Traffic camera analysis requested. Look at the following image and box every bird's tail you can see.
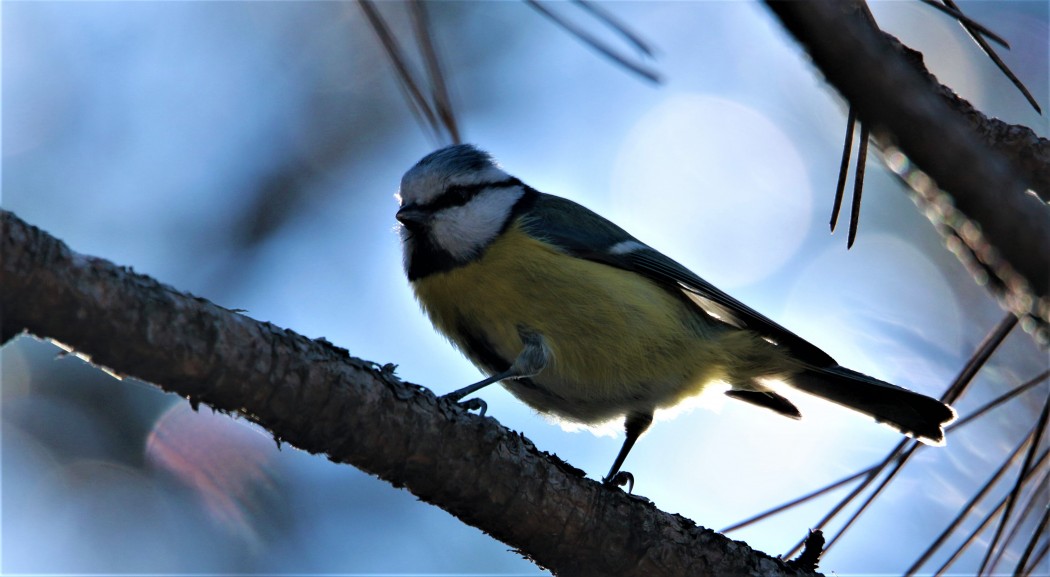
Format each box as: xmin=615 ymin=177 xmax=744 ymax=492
xmin=789 ymin=365 xmax=956 ymax=445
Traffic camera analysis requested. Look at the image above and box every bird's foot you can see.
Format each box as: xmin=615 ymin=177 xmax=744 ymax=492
xmin=602 ymin=471 xmax=635 ymax=494
xmin=442 ymin=392 xmax=488 ymax=417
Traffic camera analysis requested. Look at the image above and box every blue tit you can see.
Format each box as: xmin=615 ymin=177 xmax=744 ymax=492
xmin=395 ymin=144 xmax=955 ymax=487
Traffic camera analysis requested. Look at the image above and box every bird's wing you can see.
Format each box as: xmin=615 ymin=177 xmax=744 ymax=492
xmin=523 ymin=193 xmax=837 ymax=367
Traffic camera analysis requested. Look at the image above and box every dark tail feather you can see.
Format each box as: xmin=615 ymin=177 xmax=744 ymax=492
xmin=789 ymin=365 xmax=956 ymax=445
xmin=726 ymin=389 xmax=802 ymax=419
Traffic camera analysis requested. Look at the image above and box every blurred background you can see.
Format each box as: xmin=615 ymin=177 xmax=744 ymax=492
xmin=3 ymin=1 xmax=1047 ymax=574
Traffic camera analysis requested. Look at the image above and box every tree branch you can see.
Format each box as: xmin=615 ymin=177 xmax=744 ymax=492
xmin=765 ymin=0 xmax=1050 ymax=338
xmin=0 ymin=208 xmax=817 ymax=576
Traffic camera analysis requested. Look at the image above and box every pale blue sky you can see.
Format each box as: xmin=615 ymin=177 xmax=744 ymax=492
xmin=3 ymin=2 xmax=1047 ymax=574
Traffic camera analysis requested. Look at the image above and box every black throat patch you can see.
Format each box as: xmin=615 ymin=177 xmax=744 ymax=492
xmin=404 ymin=186 xmax=539 ymax=281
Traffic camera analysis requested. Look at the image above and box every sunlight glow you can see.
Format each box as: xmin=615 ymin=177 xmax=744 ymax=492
xmin=611 ymin=94 xmax=814 ymax=288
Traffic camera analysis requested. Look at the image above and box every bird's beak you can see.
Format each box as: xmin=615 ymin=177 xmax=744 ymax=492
xmin=395 ymin=206 xmax=429 ymax=228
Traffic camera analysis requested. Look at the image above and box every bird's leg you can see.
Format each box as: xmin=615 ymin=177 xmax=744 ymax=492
xmin=444 ymin=326 xmax=550 ymax=416
xmin=603 ymin=411 xmax=654 ymax=492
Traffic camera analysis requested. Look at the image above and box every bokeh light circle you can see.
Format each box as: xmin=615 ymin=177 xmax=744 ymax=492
xmin=611 ymin=94 xmax=814 ymax=288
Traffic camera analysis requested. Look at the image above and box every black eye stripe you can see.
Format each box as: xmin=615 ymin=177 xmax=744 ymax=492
xmin=421 ymin=177 xmax=523 ymax=212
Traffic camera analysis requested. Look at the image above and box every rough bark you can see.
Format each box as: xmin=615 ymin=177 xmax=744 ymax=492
xmin=1 ymin=209 xmax=817 ymax=577
xmin=765 ymin=0 xmax=1050 ymax=340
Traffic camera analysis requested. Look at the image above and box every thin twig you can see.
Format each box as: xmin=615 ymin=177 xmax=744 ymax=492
xmin=766 ymin=0 xmax=1050 ymax=339
xmin=1015 ymin=511 xmax=1049 ymax=577
xmin=822 ymin=316 xmax=1023 ymax=555
xmin=781 ymin=437 xmax=912 ymax=559
xmin=846 ymin=122 xmax=870 ymax=249
xmin=904 ymin=428 xmax=1034 ymax=575
xmin=994 ymin=469 xmax=1050 ymax=574
xmin=359 ymin=0 xmax=442 ymax=142
xmin=721 ymin=467 xmax=872 ymax=533
xmin=409 ymin=0 xmax=461 ymax=144
xmin=933 ymin=456 xmax=1049 ymax=575
xmin=946 ymin=371 xmax=1049 ymax=432
xmin=935 ymin=0 xmax=1041 ymax=113
xmin=923 ymin=379 xmax=1050 ymax=571
xmin=977 ymin=399 xmax=1050 ymax=575
xmin=943 ymin=314 xmax=1018 ymax=405
xmin=573 ymin=0 xmax=656 ymax=57
xmin=782 ymin=314 xmax=1018 ymax=559
xmin=730 ymin=371 xmax=1047 ymax=539
xmin=820 ymin=441 xmax=923 ymax=555
xmin=916 ymin=0 xmax=1010 ymax=47
xmin=525 ymin=0 xmax=661 ymax=83
xmin=830 ymin=106 xmax=857 ymax=233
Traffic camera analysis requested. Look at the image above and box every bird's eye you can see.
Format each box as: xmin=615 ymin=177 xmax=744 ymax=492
xmin=448 ymin=185 xmax=473 ymax=205
xmin=424 ymin=184 xmax=476 ymax=212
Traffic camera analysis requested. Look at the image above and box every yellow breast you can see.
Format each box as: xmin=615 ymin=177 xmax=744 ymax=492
xmin=412 ymin=222 xmax=738 ymax=424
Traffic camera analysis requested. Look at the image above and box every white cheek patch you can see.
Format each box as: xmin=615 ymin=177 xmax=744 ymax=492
xmin=430 ymin=187 xmax=524 ymax=260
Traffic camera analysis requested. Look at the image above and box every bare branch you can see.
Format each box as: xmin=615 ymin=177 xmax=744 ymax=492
xmin=0 ymin=209 xmax=817 ymax=577
xmin=764 ymin=0 xmax=1050 ymax=341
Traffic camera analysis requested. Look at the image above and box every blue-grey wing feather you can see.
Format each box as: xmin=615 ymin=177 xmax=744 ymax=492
xmin=522 ymin=193 xmax=837 ymax=367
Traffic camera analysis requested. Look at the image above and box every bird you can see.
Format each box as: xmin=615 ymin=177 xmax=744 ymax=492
xmin=395 ymin=143 xmax=955 ymax=488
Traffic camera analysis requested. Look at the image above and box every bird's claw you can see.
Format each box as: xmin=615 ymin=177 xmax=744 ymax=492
xmin=603 ymin=471 xmax=635 ymax=493
xmin=444 ymin=395 xmax=487 ymax=417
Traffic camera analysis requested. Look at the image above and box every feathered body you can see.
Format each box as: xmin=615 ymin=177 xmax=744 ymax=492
xmin=413 ymin=217 xmax=803 ymax=425
xmin=396 ymin=144 xmax=954 ymax=481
